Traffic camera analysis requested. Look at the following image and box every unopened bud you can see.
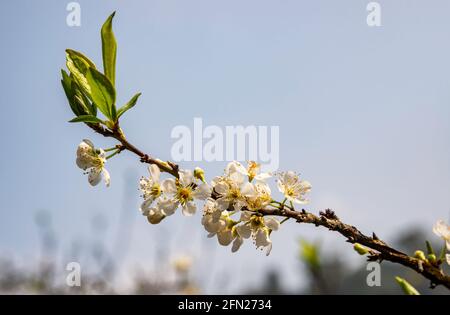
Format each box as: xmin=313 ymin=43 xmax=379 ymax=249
xmin=427 ymin=254 xmax=437 ymax=264
xmin=395 ymin=276 xmax=420 ymax=295
xmin=414 ymin=250 xmax=427 ymax=261
xmin=194 ymin=167 xmax=206 ymax=183
xmin=353 ymin=243 xmax=369 ymax=255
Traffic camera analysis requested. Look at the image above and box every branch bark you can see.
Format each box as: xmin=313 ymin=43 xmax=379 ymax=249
xmin=88 ymin=123 xmax=450 ymax=290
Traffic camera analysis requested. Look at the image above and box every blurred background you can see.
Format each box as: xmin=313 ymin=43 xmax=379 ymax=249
xmin=0 ymin=0 xmax=450 ymax=294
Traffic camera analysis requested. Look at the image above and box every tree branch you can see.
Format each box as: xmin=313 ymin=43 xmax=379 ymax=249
xmin=87 ymin=122 xmax=450 ymax=290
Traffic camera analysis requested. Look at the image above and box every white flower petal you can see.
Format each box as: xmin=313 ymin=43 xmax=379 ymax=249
xmin=433 ymin=220 xmax=450 ymax=240
xmin=182 ymin=201 xmax=197 ymax=216
xmin=162 ymin=179 xmax=177 ymax=194
xmin=217 ymin=229 xmax=234 ymax=246
xmin=88 ymin=168 xmax=102 ymax=186
xmin=254 ymin=172 xmax=272 ymax=181
xmin=254 ymin=228 xmax=271 ymax=248
xmin=264 ymin=217 xmax=280 ymax=231
xmin=193 ymin=183 xmax=212 ymax=200
xmin=179 ymin=169 xmax=194 ymax=187
xmin=102 ymin=168 xmax=111 ymax=187
xmin=232 ymin=236 xmax=244 ymax=253
xmin=149 ymin=164 xmax=161 ymax=182
xmin=214 ymin=182 xmax=229 ymax=195
xmin=158 ymin=198 xmax=178 ymax=216
xmin=236 ymin=224 xmax=252 ymax=239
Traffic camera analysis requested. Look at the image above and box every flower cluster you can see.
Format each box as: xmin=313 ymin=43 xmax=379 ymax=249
xmin=139 ymin=165 xmax=211 ymax=224
xmin=201 ymin=161 xmax=310 ymax=255
xmin=433 ymin=220 xmax=450 ymax=265
xmin=75 ymin=141 xmax=312 ymax=256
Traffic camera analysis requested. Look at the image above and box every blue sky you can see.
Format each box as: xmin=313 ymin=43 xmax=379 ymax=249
xmin=0 ymin=0 xmax=450 ymax=292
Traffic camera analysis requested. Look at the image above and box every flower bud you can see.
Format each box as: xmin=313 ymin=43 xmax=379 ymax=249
xmin=414 ymin=250 xmax=427 ymax=261
xmin=353 ymin=243 xmax=369 ymax=255
xmin=427 ymin=254 xmax=437 ymax=264
xmin=194 ymin=167 xmax=206 ymax=183
xmin=395 ymin=276 xmax=420 ymax=295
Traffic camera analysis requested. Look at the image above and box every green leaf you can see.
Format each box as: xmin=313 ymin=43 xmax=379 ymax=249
xmin=86 ymin=67 xmax=116 ymax=119
xmin=439 ymin=240 xmax=447 ymax=261
xmin=61 ymin=69 xmax=83 ymax=116
xmin=69 ymin=115 xmax=104 ymax=124
xmin=395 ymin=277 xmax=420 ymax=295
xmin=425 ymin=240 xmax=435 ymax=256
xmin=70 ymin=78 xmax=96 ymax=116
xmin=66 ymin=49 xmax=96 ymax=97
xmin=101 ymin=12 xmax=117 ymax=86
xmin=117 ymin=92 xmax=141 ymax=119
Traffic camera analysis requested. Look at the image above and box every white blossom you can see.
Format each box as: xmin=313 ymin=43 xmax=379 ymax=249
xmin=161 ymin=169 xmax=211 ymax=216
xmin=433 ymin=220 xmax=450 ymax=251
xmin=139 ymin=164 xmax=162 ymax=205
xmin=242 ymin=182 xmax=272 ymax=211
xmin=277 ymin=171 xmax=311 ymax=204
xmin=76 ymin=139 xmax=110 ymax=187
xmin=201 ymin=199 xmax=227 ymax=233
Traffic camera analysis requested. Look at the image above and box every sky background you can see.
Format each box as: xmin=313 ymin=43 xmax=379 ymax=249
xmin=1 ymin=0 xmax=450 ymax=293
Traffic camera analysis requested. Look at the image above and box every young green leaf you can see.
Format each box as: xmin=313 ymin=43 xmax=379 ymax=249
xmin=66 ymin=49 xmax=96 ymax=97
xmin=70 ymin=78 xmax=96 ymax=116
xmin=86 ymin=67 xmax=116 ymax=119
xmin=101 ymin=12 xmax=117 ymax=86
xmin=69 ymin=115 xmax=104 ymax=124
xmin=426 ymin=240 xmax=435 ymax=256
xmin=61 ymin=69 xmax=83 ymax=116
xmin=117 ymin=92 xmax=141 ymax=119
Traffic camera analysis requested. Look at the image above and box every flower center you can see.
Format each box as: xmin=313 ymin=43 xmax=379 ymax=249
xmin=177 ymin=186 xmax=193 ymax=205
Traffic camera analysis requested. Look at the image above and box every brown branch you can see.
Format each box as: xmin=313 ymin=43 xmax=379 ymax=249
xmin=87 ymin=122 xmax=450 ymax=290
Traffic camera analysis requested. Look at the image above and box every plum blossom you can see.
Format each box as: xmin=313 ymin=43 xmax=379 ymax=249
xmin=242 ymin=182 xmax=272 ymax=211
xmin=235 ymin=211 xmax=280 ymax=256
xmin=433 ymin=220 xmax=450 ymax=265
xmin=76 ymin=139 xmax=110 ymax=187
xmin=277 ymin=171 xmax=311 ymax=204
xmin=162 ymin=169 xmax=211 ymax=216
xmin=140 ymin=164 xmax=162 ymax=204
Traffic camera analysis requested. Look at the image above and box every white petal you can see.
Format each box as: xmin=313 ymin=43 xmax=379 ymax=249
xmin=158 ymin=198 xmax=178 ymax=216
xmin=229 ymin=171 xmax=245 ymax=185
xmin=241 ymin=182 xmax=256 ymax=197
xmin=182 ymin=201 xmax=197 ymax=216
xmin=217 ymin=229 xmax=233 ymax=246
xmin=236 ymin=224 xmax=252 ymax=239
xmin=179 ymin=169 xmax=194 ymax=186
xmin=264 ymin=217 xmax=280 ymax=231
xmin=226 ymin=161 xmax=248 ymax=176
xmin=193 ymin=183 xmax=212 ymax=200
xmin=88 ymin=168 xmax=102 ymax=186
xmin=446 ymin=254 xmax=450 ymax=266
xmin=231 ymin=237 xmax=244 ymax=253
xmin=102 ymin=168 xmax=111 ymax=187
xmin=254 ymin=172 xmax=272 ymax=181
xmin=76 ymin=157 xmax=89 ymax=170
xmin=216 ymin=197 xmax=230 ymax=211
xmin=82 ymin=139 xmax=95 ymax=148
xmin=214 ymin=182 xmax=229 ymax=195
xmin=148 ymin=164 xmax=160 ymax=182
xmin=240 ymin=211 xmax=252 ymax=222
xmin=265 ymin=243 xmax=273 ymax=256
xmin=162 ymin=179 xmax=177 ymax=194
xmin=433 ymin=220 xmax=450 ymax=239
xmin=254 ymin=228 xmax=271 ymax=248
xmin=140 ymin=199 xmax=154 ymax=215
